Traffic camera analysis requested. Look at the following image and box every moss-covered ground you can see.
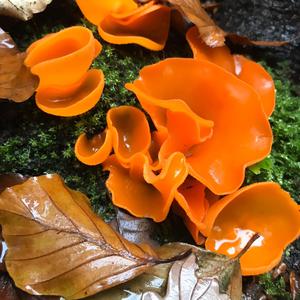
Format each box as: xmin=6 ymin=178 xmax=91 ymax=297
xmin=0 ymin=1 xmax=299 ymax=297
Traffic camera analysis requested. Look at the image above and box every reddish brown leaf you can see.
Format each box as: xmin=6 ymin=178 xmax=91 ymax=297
xmin=166 ymin=0 xmax=226 ymax=47
xmin=0 ymin=173 xmax=28 ymax=194
xmin=0 ymin=174 xmax=161 ymax=299
xmin=0 ymin=28 xmax=38 ymax=102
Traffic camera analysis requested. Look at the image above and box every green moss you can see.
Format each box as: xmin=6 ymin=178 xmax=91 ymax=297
xmin=259 ymin=273 xmax=291 ymax=299
xmin=245 ymin=68 xmax=300 ymax=202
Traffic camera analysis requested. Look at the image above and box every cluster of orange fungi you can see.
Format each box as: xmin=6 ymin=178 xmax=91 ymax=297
xmin=24 ymin=0 xmax=300 ymax=277
xmin=25 ymin=26 xmax=104 ymax=116
xmin=76 ymin=0 xmax=171 ymax=51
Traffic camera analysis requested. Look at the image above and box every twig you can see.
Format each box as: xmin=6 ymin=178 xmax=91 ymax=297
xmin=235 ymin=233 xmax=260 ymax=260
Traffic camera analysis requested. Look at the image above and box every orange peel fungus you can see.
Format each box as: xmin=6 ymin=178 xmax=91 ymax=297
xmin=76 ymin=0 xmax=171 ymax=51
xmin=126 ymin=58 xmax=273 ymax=195
xmin=25 ymin=26 xmax=104 ymax=116
xmin=73 ymin=48 xmax=299 ymax=276
xmin=75 ymin=106 xmax=151 ymax=165
xmin=186 ymin=26 xmax=275 ymax=117
xmin=203 ymin=182 xmax=300 ymax=275
xmin=75 ymin=105 xmax=189 ymax=222
xmin=103 ymin=152 xmax=188 ymax=222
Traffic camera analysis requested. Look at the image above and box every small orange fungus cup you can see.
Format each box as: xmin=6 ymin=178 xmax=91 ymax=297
xmin=107 ymin=106 xmax=151 ymax=165
xmin=126 ymin=58 xmax=273 ymax=195
xmin=186 ymin=26 xmax=275 ymax=117
xmin=25 ymin=26 xmax=104 ymax=116
xmin=75 ymin=129 xmax=113 ymax=166
xmin=76 ymin=0 xmax=171 ymax=50
xmin=75 ymin=106 xmax=152 ymax=166
xmin=203 ymin=182 xmax=300 ymax=275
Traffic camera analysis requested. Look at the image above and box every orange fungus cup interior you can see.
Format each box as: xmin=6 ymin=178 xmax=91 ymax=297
xmin=107 ymin=106 xmax=152 ymax=164
xmin=204 ymin=182 xmax=300 ymax=275
xmin=126 ymin=58 xmax=273 ymax=195
xmin=75 ymin=129 xmax=113 ymax=166
xmin=75 ymin=106 xmax=152 ymax=166
xmin=186 ymin=26 xmax=275 ymax=117
xmin=25 ymin=26 xmax=104 ymax=116
xmin=76 ymin=0 xmax=171 ymax=50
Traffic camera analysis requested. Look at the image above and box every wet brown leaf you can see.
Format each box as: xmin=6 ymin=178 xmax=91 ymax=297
xmin=166 ymin=0 xmax=226 ymax=47
xmin=142 ymin=243 xmax=241 ymax=300
xmin=86 ymin=243 xmax=242 ymax=300
xmin=0 ymin=173 xmax=28 ymax=193
xmin=0 ymin=0 xmax=53 ymax=21
xmin=143 ymin=254 xmax=232 ymax=299
xmin=0 ymin=174 xmax=161 ymax=299
xmin=0 ymin=27 xmax=38 ymax=102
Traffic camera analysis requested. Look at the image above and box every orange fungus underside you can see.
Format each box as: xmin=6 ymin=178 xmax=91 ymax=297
xmin=76 ymin=0 xmax=171 ymax=50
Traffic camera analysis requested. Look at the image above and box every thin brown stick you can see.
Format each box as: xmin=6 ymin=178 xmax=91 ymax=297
xmin=235 ymin=233 xmax=260 ymax=259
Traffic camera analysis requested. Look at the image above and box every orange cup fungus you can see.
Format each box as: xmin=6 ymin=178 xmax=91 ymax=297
xmin=103 ymin=152 xmax=188 ymax=222
xmin=75 ymin=105 xmax=189 ymax=222
xmin=76 ymin=0 xmax=171 ymax=51
xmin=74 ymin=44 xmax=299 ymax=276
xmin=203 ymin=182 xmax=300 ymax=275
xmin=75 ymin=106 xmax=151 ymax=165
xmin=186 ymin=26 xmax=275 ymax=117
xmin=25 ymin=26 xmax=104 ymax=116
xmin=126 ymin=58 xmax=273 ymax=195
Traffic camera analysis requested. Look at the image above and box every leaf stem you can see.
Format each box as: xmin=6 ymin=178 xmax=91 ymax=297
xmin=155 ymin=248 xmax=193 ymax=264
xmin=235 ymin=233 xmax=260 ymax=259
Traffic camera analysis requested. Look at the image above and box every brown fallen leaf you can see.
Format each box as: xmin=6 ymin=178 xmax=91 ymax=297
xmin=142 ymin=243 xmax=242 ymax=300
xmin=0 ymin=173 xmax=28 ymax=193
xmin=166 ymin=0 xmax=226 ymax=47
xmin=0 ymin=0 xmax=53 ymax=21
xmin=0 ymin=174 xmax=164 ymax=299
xmin=86 ymin=243 xmax=242 ymax=300
xmin=0 ymin=222 xmax=57 ymax=300
xmin=0 ymin=273 xmax=60 ymax=300
xmin=0 ymin=27 xmax=38 ymax=102
xmin=142 ymin=254 xmax=234 ymax=299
